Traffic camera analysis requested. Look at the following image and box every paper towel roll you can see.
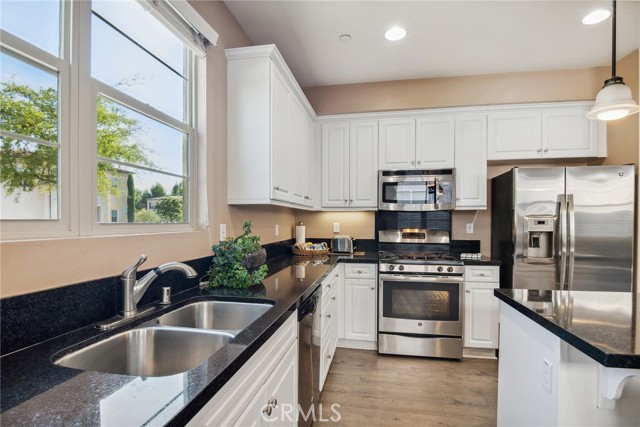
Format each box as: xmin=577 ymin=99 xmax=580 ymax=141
xmin=295 ymin=223 xmax=305 ymax=245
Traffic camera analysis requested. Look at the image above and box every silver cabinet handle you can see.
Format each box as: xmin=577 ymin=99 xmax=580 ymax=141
xmin=349 ymin=199 xmax=353 ymax=203
xmin=326 ymin=314 xmax=332 ymax=318
xmin=263 ymin=405 xmax=272 ymax=416
xmin=326 ymin=283 xmax=331 ymax=288
xmin=536 ymin=148 xmax=542 ymax=153
xmin=410 ymin=160 xmax=415 ymax=165
xmin=327 ymin=354 xmax=332 ymax=359
xmin=344 ymin=199 xmax=348 ymax=203
xmin=370 ymin=286 xmax=375 ymax=290
xmin=417 ymin=160 xmax=422 ymax=165
xmin=456 ymin=197 xmax=461 ymax=201
xmin=466 ymin=289 xmax=471 ymax=293
xmin=357 ymin=270 xmax=363 ymax=273
xmin=304 ymin=195 xmax=310 ymax=199
xmin=331 ymin=296 xmax=336 ymax=300
xmin=543 ymin=148 xmax=549 ymax=152
xmin=268 ymin=398 xmax=278 ymax=407
xmin=274 ymin=186 xmax=280 ymax=190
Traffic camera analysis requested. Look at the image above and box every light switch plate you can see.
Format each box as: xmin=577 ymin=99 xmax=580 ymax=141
xmin=466 ymin=223 xmax=474 ymax=234
xmin=219 ymin=224 xmax=227 ymax=241
xmin=333 ymin=222 xmax=340 ymax=233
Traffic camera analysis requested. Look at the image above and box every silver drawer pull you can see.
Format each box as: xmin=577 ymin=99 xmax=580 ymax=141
xmin=263 ymin=405 xmax=272 ymax=416
xmin=331 ymin=296 xmax=336 ymax=300
xmin=326 ymin=314 xmax=332 ymax=319
xmin=466 ymin=289 xmax=471 ymax=293
xmin=371 ymin=286 xmax=375 ymax=290
xmin=327 ymin=354 xmax=332 ymax=359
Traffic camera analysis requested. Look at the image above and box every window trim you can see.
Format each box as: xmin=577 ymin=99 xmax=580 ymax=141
xmin=1 ymin=0 xmax=207 ymax=241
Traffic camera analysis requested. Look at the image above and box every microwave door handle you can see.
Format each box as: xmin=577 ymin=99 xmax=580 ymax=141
xmin=557 ymin=194 xmax=568 ymax=291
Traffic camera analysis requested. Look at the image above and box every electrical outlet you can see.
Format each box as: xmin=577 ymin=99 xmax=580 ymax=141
xmin=466 ymin=223 xmax=474 ymax=234
xmin=275 ymin=224 xmax=279 ymax=237
xmin=333 ymin=222 xmax=340 ymax=233
xmin=542 ymin=359 xmax=552 ymax=393
xmin=219 ymin=224 xmax=227 ymax=241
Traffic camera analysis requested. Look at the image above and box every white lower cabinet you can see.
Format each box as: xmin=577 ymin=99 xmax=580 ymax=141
xmin=187 ymin=314 xmax=298 ymax=427
xmin=342 ymin=264 xmax=377 ymax=343
xmin=463 ymin=266 xmax=500 ymax=350
xmin=319 ymin=266 xmax=341 ymax=390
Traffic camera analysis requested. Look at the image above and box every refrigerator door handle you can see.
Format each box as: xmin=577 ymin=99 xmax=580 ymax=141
xmin=557 ymin=194 xmax=568 ymax=290
xmin=567 ymin=194 xmax=576 ymax=292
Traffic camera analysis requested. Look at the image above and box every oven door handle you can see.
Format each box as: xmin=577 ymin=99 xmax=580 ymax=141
xmin=380 ymin=274 xmax=464 ymax=283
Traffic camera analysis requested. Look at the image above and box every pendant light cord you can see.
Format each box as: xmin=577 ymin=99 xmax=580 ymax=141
xmin=611 ymin=0 xmax=617 ymax=77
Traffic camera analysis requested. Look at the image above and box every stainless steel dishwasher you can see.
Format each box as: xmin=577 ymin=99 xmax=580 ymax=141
xmin=298 ymin=285 xmax=321 ymax=427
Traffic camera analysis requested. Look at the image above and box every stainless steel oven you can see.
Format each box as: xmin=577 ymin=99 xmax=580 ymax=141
xmin=378 ymin=169 xmax=455 ymax=211
xmin=377 ymin=228 xmax=464 ymax=359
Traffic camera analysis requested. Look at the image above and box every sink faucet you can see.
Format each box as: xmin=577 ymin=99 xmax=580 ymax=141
xmin=121 ymin=255 xmax=197 ymax=317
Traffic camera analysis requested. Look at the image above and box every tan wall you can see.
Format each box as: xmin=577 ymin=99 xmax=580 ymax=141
xmin=0 ymin=1 xmax=297 ymax=298
xmin=304 ymin=67 xmax=609 ymax=116
xmin=296 ymin=211 xmax=375 ymax=239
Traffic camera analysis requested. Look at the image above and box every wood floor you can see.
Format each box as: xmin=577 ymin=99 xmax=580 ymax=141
xmin=315 ymin=348 xmax=498 ymax=427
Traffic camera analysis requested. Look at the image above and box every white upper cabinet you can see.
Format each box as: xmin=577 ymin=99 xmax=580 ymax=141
xmin=226 ymin=45 xmax=316 ymax=209
xmin=487 ymin=103 xmax=605 ymax=160
xmin=270 ymin=65 xmax=292 ymax=203
xmin=321 ymin=123 xmax=350 ymax=208
xmin=415 ymin=116 xmax=455 ymax=169
xmin=378 ymin=119 xmax=416 ymax=170
xmin=487 ymin=111 xmax=541 ymax=160
xmin=455 ymin=114 xmax=487 ymax=210
xmin=322 ymin=121 xmax=378 ymax=209
xmin=349 ymin=121 xmax=379 ymax=208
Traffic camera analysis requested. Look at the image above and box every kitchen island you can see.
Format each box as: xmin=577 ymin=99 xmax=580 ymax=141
xmin=494 ymin=289 xmax=640 ymax=426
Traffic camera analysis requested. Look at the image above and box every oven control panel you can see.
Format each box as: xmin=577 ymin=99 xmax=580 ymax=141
xmin=379 ymin=263 xmax=464 ymax=275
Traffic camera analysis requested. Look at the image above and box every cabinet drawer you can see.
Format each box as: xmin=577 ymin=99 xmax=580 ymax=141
xmin=320 ymin=270 xmax=340 ymax=305
xmin=344 ymin=263 xmax=376 ymax=279
xmin=464 ymin=265 xmax=499 ymax=282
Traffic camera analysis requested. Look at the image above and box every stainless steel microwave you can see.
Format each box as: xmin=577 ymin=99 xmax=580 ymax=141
xmin=378 ymin=169 xmax=456 ymax=211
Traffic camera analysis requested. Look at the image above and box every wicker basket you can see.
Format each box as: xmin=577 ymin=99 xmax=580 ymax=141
xmin=291 ymin=243 xmax=329 ymax=256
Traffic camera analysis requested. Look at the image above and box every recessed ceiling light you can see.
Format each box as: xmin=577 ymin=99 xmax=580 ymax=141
xmin=582 ymin=9 xmax=611 ymax=25
xmin=339 ymin=34 xmax=352 ymax=42
xmin=384 ymin=27 xmax=406 ymax=41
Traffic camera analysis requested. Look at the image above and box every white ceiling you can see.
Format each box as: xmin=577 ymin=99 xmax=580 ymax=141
xmin=223 ymin=0 xmax=640 ymax=87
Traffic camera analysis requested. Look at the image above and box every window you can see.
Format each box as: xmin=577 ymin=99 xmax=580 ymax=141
xmin=1 ymin=0 xmax=217 ymax=239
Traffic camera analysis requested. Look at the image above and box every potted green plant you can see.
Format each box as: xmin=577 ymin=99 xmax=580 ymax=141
xmin=205 ymin=221 xmax=268 ymax=289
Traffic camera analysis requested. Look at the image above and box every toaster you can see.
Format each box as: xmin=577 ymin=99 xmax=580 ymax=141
xmin=331 ymin=235 xmax=355 ymax=254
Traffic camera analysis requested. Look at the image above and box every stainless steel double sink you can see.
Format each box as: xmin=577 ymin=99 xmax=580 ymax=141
xmin=54 ymin=301 xmax=272 ymax=377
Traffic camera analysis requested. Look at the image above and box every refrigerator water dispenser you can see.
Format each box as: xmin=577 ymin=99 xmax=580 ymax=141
xmin=523 ymin=216 xmax=556 ymax=263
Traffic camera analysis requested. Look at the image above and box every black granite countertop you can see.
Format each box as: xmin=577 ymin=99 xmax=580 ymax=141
xmin=0 ymin=253 xmax=377 ymax=426
xmin=495 ymin=289 xmax=640 ymax=369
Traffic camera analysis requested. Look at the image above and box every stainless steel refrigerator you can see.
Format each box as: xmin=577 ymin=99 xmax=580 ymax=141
xmin=491 ymin=165 xmax=635 ymax=292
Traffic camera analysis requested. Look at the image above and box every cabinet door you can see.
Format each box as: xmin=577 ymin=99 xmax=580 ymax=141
xmin=303 ymin=114 xmax=316 ymax=207
xmin=343 ymin=279 xmax=377 ymax=342
xmin=415 ymin=116 xmax=455 ymax=169
xmin=464 ymin=282 xmax=499 ymax=349
xmin=271 ymin=65 xmax=292 ymax=202
xmin=542 ymin=107 xmax=597 ymax=158
xmin=487 ymin=111 xmax=541 ymax=160
xmin=233 ymin=384 xmax=266 ymax=427
xmin=349 ymin=121 xmax=378 ymax=208
xmin=378 ymin=118 xmax=416 ymax=170
xmin=321 ymin=123 xmax=350 ymax=208
xmin=264 ymin=342 xmax=298 ymax=427
xmin=289 ymin=97 xmax=307 ymax=206
xmin=454 ymin=115 xmax=487 ymax=210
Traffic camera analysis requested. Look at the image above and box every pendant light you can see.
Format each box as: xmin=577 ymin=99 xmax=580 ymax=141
xmin=587 ymin=0 xmax=639 ymax=121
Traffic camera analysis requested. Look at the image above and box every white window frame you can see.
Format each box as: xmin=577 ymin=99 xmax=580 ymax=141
xmin=1 ymin=0 xmax=209 ymax=241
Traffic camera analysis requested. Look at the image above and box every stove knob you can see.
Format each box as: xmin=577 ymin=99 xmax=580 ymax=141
xmin=398 ymin=265 xmax=405 ymax=271
xmin=437 ymin=266 xmax=444 ymax=273
xmin=447 ymin=266 xmax=454 ymax=273
xmin=388 ymin=265 xmax=395 ymax=271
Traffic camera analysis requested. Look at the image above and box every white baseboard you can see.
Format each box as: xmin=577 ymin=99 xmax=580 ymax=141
xmin=463 ymin=347 xmax=498 ymax=359
xmin=337 ymin=338 xmax=377 ymax=351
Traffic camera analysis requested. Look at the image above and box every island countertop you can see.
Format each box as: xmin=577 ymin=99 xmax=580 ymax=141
xmin=494 ymin=288 xmax=640 ymax=369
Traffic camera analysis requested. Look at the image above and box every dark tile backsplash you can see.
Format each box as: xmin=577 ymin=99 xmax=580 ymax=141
xmin=0 ymin=241 xmax=309 ymax=356
xmin=1 ymin=256 xmax=211 ymax=356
